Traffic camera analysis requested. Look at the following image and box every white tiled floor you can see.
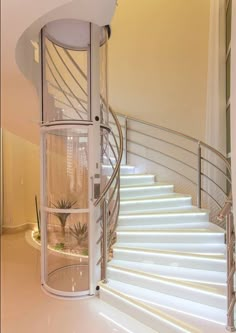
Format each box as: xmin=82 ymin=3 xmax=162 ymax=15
xmin=1 ymin=232 xmax=155 ymax=333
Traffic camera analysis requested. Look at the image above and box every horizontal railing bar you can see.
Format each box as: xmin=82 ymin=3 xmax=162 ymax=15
xmin=201 ymin=157 xmax=232 ymax=184
xmin=201 ymin=172 xmax=228 ymax=196
xmin=127 ymin=150 xmax=197 ymax=186
xmin=128 ymin=140 xmax=197 ymax=172
xmin=116 ymin=112 xmax=231 ymax=176
xmin=128 ymin=128 xmax=197 ymax=157
xmin=201 ymin=188 xmax=222 ymax=209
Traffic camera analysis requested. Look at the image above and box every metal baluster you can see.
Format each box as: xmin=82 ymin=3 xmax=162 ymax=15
xmin=197 ymin=142 xmax=202 ymax=208
xmin=102 ymin=198 xmax=108 ymax=283
xmin=124 ymin=117 xmax=128 ymax=165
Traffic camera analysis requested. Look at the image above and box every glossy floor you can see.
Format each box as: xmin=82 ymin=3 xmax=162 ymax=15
xmin=1 ymin=232 xmax=156 ymax=333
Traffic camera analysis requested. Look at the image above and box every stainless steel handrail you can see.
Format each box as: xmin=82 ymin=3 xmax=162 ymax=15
xmin=115 ymin=111 xmax=231 ymax=176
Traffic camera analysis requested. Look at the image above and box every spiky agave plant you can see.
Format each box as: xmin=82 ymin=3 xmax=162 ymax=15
xmin=70 ymin=222 xmax=88 ymax=244
xmin=52 ymin=199 xmax=77 ymax=232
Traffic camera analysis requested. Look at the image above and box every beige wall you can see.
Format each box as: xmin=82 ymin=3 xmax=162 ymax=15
xmin=108 ymin=0 xmax=210 ymax=140
xmin=3 ymin=130 xmax=40 ymax=228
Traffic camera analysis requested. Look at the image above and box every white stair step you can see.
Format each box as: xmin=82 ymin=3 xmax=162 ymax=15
xmin=120 ymin=174 xmax=155 ymax=186
xmin=114 ymin=242 xmax=226 ymax=255
xmin=107 ymin=266 xmax=226 ymax=309
xmin=102 ymin=164 xmax=135 ymax=175
xmin=117 ymin=222 xmax=224 ymax=232
xmin=118 ymin=208 xmax=209 ymax=226
xmin=120 ymin=194 xmax=192 ymax=213
xmin=116 ymin=229 xmax=224 ymax=244
xmin=99 ymin=282 xmax=199 ymax=333
xmin=103 ymin=155 xmax=126 ymax=164
xmin=109 ymin=260 xmax=226 ymax=285
xmin=112 ymin=247 xmax=226 ymax=271
xmin=120 ymin=183 xmax=174 ymax=199
xmin=102 ymin=280 xmax=227 ymax=328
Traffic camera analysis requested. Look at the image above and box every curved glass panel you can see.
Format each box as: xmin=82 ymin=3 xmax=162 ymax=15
xmin=41 ymin=125 xmax=90 ymax=296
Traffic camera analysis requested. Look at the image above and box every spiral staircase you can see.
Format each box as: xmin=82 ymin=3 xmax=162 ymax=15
xmin=37 ymin=35 xmax=234 ymax=332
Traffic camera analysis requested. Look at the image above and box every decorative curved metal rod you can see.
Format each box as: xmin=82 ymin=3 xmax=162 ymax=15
xmin=46 ymin=45 xmax=87 ymax=114
xmin=51 ymin=42 xmax=88 ymax=97
xmin=45 ymin=60 xmax=84 ymax=120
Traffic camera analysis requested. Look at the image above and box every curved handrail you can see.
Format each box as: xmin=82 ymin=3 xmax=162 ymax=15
xmin=94 ymin=106 xmax=123 ymax=207
xmin=115 ymin=111 xmax=231 ymax=177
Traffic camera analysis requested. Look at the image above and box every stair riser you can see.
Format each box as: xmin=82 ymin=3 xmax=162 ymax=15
xmin=113 ymin=249 xmax=226 ymax=272
xmin=120 ymin=176 xmax=155 ymax=186
xmin=107 ymin=268 xmax=226 ymax=310
xmin=110 ymin=262 xmax=226 ymax=285
xmin=102 ymin=165 xmax=135 ymax=175
xmin=120 ymin=186 xmax=174 ymax=199
xmin=100 ymin=287 xmax=190 ymax=333
xmin=103 ymin=155 xmax=126 ymax=165
xmin=118 ymin=213 xmax=209 ymax=226
xmin=120 ymin=198 xmax=192 ymax=213
xmin=117 ymin=222 xmax=220 ymax=231
xmin=116 ymin=233 xmax=224 ymax=244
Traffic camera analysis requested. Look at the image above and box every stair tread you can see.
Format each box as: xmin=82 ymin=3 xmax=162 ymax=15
xmin=120 ymin=182 xmax=174 ymax=190
xmin=100 ymin=280 xmax=227 ymax=327
xmin=99 ymin=282 xmax=202 ymax=333
xmin=108 ymin=265 xmax=226 ymax=297
xmin=116 ymin=226 xmax=224 ymax=234
xmin=113 ymin=245 xmax=226 ymax=259
xmin=108 ymin=260 xmax=226 ymax=285
xmin=117 ymin=222 xmax=224 ymax=232
xmin=119 ymin=207 xmax=209 ymax=217
xmin=120 ymin=193 xmax=191 ymax=203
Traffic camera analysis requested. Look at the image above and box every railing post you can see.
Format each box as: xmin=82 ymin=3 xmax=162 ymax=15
xmin=226 ymin=211 xmax=236 ymax=331
xmin=197 ymin=142 xmax=202 ymax=208
xmin=124 ymin=117 xmax=128 ymax=165
xmin=102 ymin=198 xmax=108 ymax=283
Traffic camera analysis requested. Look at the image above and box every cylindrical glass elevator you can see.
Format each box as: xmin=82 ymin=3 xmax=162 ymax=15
xmin=40 ymin=19 xmax=108 ymax=297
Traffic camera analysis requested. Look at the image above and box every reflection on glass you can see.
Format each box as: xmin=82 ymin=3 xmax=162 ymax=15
xmin=45 ymin=128 xmax=89 ymax=209
xmin=46 ymin=212 xmax=89 ymax=293
xmin=43 ymin=35 xmax=89 ymax=122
